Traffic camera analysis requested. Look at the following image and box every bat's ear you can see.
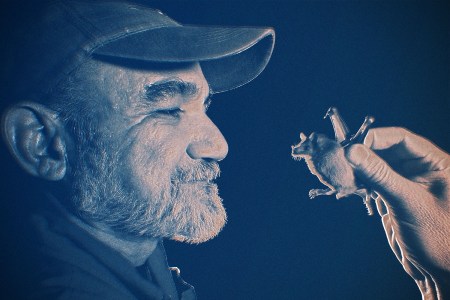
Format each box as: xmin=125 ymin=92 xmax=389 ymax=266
xmin=300 ymin=132 xmax=307 ymax=141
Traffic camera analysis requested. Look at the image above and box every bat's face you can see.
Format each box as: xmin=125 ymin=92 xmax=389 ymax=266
xmin=291 ymin=132 xmax=313 ymax=159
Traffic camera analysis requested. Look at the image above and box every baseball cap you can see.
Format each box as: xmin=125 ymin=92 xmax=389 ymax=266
xmin=10 ymin=0 xmax=275 ymax=102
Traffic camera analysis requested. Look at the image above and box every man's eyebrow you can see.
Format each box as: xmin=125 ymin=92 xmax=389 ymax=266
xmin=143 ymin=78 xmax=199 ymax=104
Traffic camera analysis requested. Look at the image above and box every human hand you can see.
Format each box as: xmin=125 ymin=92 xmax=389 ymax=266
xmin=345 ymin=127 xmax=450 ymax=300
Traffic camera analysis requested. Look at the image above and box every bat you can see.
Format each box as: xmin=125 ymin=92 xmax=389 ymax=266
xmin=291 ymin=107 xmax=375 ymax=215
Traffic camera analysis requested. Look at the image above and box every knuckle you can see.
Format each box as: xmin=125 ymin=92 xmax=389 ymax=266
xmin=395 ymin=127 xmax=413 ymax=140
xmin=366 ymin=156 xmax=391 ymax=186
xmin=346 ymin=143 xmax=368 ymax=164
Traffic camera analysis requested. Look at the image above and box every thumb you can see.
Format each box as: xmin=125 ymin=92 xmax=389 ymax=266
xmin=346 ymin=144 xmax=429 ymax=212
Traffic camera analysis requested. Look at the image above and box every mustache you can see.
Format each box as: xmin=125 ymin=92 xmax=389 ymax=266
xmin=173 ymin=161 xmax=221 ymax=182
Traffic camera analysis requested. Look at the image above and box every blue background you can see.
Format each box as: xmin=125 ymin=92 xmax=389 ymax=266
xmin=1 ymin=1 xmax=449 ymax=299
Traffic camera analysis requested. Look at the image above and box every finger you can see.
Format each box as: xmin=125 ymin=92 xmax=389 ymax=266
xmin=375 ymin=195 xmax=387 ymax=216
xmin=346 ymin=144 xmax=433 ymax=212
xmin=382 ymin=214 xmax=426 ymax=281
xmin=400 ymin=249 xmax=427 ymax=282
xmin=381 ymin=214 xmax=402 ymax=263
xmin=412 ymin=266 xmax=439 ymax=300
xmin=364 ymin=127 xmax=449 ymax=168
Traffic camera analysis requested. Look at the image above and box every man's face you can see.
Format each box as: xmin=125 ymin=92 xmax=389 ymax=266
xmin=68 ymin=61 xmax=229 ymax=243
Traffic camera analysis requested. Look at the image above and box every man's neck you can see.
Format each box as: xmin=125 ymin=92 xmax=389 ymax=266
xmin=73 ymin=218 xmax=159 ymax=267
xmin=47 ymin=193 xmax=158 ymax=266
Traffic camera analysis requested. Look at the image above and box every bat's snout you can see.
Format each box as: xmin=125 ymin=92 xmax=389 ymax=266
xmin=291 ymin=144 xmax=305 ymax=158
xmin=292 ymin=144 xmax=301 ymax=155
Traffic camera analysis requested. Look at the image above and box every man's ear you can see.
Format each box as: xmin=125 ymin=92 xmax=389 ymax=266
xmin=2 ymin=102 xmax=67 ymax=180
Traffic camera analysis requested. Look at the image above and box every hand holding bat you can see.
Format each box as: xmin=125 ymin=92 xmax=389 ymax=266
xmin=347 ymin=127 xmax=450 ymax=299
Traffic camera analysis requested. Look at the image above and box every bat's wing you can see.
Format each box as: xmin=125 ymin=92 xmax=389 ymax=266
xmin=324 ymin=107 xmax=350 ymax=144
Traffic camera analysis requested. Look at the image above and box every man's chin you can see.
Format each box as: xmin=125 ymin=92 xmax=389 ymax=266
xmin=165 ymin=184 xmax=227 ymax=244
xmin=169 ymin=207 xmax=227 ymax=244
xmin=170 ymin=217 xmax=226 ymax=244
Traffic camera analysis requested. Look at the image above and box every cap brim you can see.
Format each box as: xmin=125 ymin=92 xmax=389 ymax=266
xmin=92 ymin=26 xmax=275 ymax=93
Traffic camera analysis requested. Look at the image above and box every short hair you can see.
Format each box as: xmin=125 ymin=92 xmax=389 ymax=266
xmin=47 ymin=59 xmax=112 ymax=147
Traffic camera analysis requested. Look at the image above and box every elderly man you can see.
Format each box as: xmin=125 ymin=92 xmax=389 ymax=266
xmin=1 ymin=1 xmax=274 ymax=299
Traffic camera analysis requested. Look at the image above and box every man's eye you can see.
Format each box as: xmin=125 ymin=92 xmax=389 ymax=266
xmin=156 ymin=108 xmax=183 ymax=118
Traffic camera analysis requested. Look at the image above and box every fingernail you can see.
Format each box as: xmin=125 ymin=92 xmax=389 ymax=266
xmin=346 ymin=144 xmax=370 ymax=166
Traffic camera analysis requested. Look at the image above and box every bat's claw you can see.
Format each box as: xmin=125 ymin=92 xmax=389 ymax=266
xmin=355 ymin=188 xmax=375 ymax=216
xmin=364 ymin=196 xmax=374 ymax=216
xmin=309 ymin=188 xmax=335 ymax=199
xmin=324 ymin=107 xmax=338 ymax=119
xmin=309 ymin=189 xmax=318 ymax=199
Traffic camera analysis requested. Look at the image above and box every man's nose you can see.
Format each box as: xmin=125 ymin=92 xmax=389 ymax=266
xmin=186 ymin=117 xmax=228 ymax=161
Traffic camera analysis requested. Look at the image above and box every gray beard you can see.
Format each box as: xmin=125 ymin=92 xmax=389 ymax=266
xmin=70 ymin=140 xmax=227 ymax=244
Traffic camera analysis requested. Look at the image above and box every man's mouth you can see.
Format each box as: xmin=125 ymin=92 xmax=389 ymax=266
xmin=170 ymin=180 xmax=218 ymax=199
xmin=172 ymin=179 xmax=216 ymax=185
xmin=173 ymin=161 xmax=221 ymax=184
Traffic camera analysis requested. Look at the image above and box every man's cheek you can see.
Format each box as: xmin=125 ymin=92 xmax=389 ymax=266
xmin=128 ymin=156 xmax=169 ymax=195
